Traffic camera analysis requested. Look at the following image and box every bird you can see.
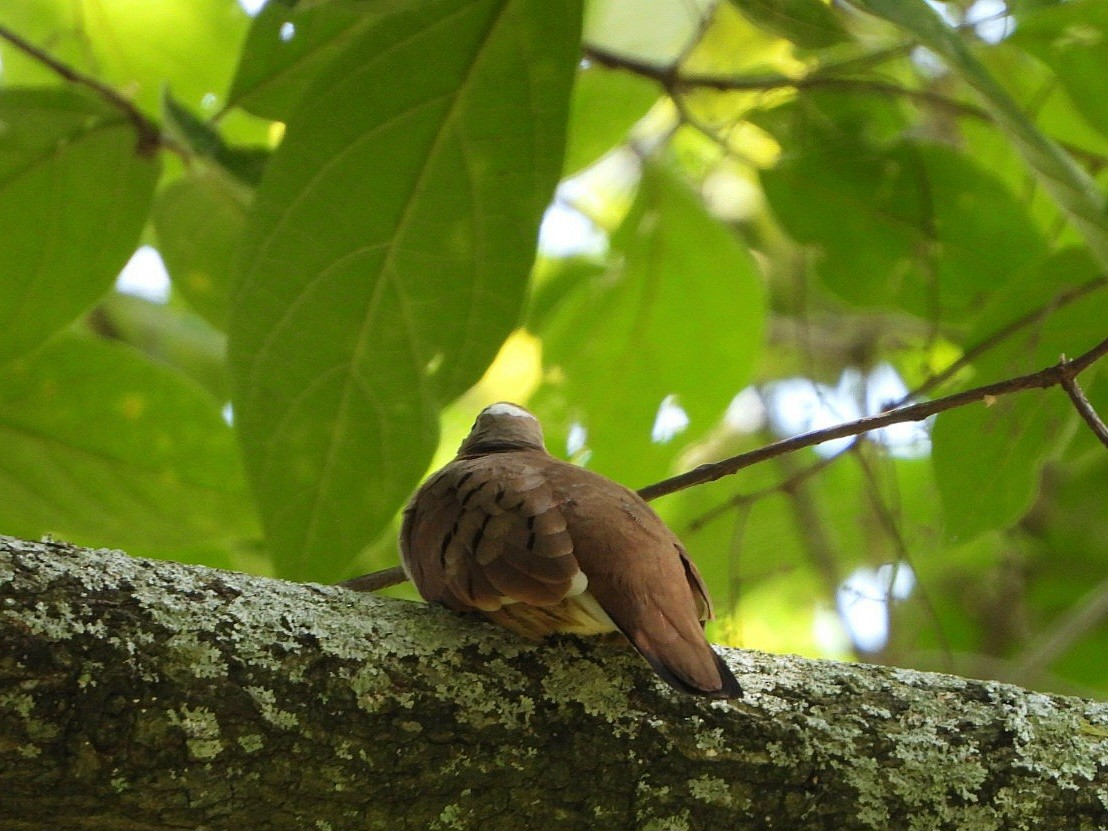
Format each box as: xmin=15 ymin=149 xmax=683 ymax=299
xmin=399 ymin=401 xmax=741 ymax=699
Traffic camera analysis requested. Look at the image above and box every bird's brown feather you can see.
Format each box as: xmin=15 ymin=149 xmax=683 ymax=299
xmin=399 ymin=404 xmax=741 ymax=699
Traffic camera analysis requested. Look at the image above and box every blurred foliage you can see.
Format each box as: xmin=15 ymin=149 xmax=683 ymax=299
xmin=0 ymin=0 xmax=1106 ymax=699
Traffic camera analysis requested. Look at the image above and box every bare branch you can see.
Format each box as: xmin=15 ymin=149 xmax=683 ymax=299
xmin=581 ymin=43 xmax=987 ymax=119
xmin=639 ymin=336 xmax=1108 ymax=501
xmin=582 ymin=44 xmax=1108 ymax=170
xmin=909 ymin=276 xmax=1108 ymax=400
xmin=340 ymin=565 xmax=407 ymax=592
xmin=1060 ymin=358 xmax=1108 ymax=448
xmin=686 ymin=444 xmax=847 ymax=532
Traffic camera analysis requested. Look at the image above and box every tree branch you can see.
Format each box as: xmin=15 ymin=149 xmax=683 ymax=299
xmin=2 ymin=536 xmax=1107 ymax=830
xmin=909 ymin=276 xmax=1108 ymax=400
xmin=582 ymin=43 xmax=1108 ymax=170
xmin=639 ymin=336 xmax=1108 ymax=501
xmin=1059 ymin=360 xmax=1108 ymax=448
xmin=581 ymin=43 xmax=987 ymax=119
xmin=340 ymin=565 xmax=407 ymax=592
xmin=0 ymin=24 xmax=163 ymax=156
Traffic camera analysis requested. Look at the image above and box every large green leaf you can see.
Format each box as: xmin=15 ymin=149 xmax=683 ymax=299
xmin=932 ymin=394 xmax=1068 ymax=542
xmin=0 ymin=336 xmax=256 ymax=559
xmin=0 ymin=0 xmax=248 ymax=115
xmin=537 ymin=162 xmax=765 ymax=488
xmin=929 ymin=248 xmax=1104 ymax=596
xmin=1011 ymin=0 xmax=1108 ymax=143
xmin=230 ymin=0 xmax=582 ymax=580
xmin=97 ymin=292 xmax=231 ymax=404
xmin=563 ymin=65 xmax=658 ymax=175
xmin=968 ymin=248 xmax=1108 ymax=381
xmin=225 ymin=0 xmax=374 ymax=120
xmin=846 ymin=0 xmax=1108 ymax=271
xmin=763 ymin=139 xmax=1046 ymax=314
xmin=0 ymin=88 xmax=159 ymax=367
xmin=153 ymin=167 xmax=251 ymax=330
xmin=227 ymin=1 xmax=431 ymax=120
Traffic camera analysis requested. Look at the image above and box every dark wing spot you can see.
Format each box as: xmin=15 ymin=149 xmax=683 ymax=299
xmin=439 ymin=528 xmax=455 ymax=569
xmin=472 ymin=515 xmax=490 ymax=552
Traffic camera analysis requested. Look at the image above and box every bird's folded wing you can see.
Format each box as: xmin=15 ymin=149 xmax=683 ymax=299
xmin=402 ymin=455 xmax=581 ymax=613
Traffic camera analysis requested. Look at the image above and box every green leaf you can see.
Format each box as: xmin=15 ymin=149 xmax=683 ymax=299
xmin=931 ymin=248 xmax=1104 ymax=581
xmin=1010 ymin=0 xmax=1108 ymax=142
xmin=968 ymin=248 xmax=1108 ymax=380
xmin=153 ymin=167 xmax=251 ymax=330
xmin=730 ymin=0 xmax=851 ymax=49
xmin=0 ymin=335 xmax=256 ymax=558
xmin=0 ymin=0 xmax=249 ymax=116
xmin=932 ymin=394 xmax=1067 ymax=542
xmin=564 ymin=65 xmax=658 ymax=175
xmin=537 ymin=162 xmax=765 ymax=487
xmin=525 ymin=255 xmax=608 ymax=333
xmin=230 ymin=0 xmax=582 ymax=581
xmin=845 ymin=0 xmax=1108 ymax=272
xmin=763 ymin=138 xmax=1046 ymax=314
xmin=97 ymin=292 xmax=231 ymax=403
xmin=0 ymin=88 xmax=159 ymax=367
xmin=226 ymin=0 xmax=375 ymax=120
xmin=162 ymin=93 xmax=269 ymax=186
xmin=1035 ymin=458 xmax=1108 ymax=660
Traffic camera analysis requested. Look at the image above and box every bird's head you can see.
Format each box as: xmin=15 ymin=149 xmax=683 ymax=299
xmin=458 ymin=402 xmax=546 ymax=456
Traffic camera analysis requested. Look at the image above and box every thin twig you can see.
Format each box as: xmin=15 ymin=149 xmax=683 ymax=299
xmin=340 ymin=566 xmax=407 ymax=593
xmin=1059 ymin=357 xmax=1108 ymax=449
xmin=908 ymin=276 xmax=1108 ymax=400
xmin=582 ymin=44 xmax=987 ymax=120
xmin=0 ymin=23 xmax=162 ymax=155
xmin=583 ymin=43 xmax=1108 ymax=170
xmin=687 ymin=443 xmax=847 ymax=532
xmin=778 ymin=453 xmax=842 ymax=600
xmin=639 ymin=336 xmax=1108 ymax=501
xmin=850 ymin=446 xmax=952 ymax=665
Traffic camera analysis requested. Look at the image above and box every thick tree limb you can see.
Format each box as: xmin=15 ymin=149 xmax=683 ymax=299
xmin=2 ymin=536 xmax=1107 ymax=831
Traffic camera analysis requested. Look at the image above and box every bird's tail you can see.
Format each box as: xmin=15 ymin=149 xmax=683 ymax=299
xmin=628 ymin=631 xmax=742 ymax=699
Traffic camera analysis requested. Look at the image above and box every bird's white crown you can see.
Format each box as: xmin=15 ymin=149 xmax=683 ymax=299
xmin=484 ymin=402 xmax=536 ymax=420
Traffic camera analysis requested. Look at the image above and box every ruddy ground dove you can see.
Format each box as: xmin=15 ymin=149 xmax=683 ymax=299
xmin=400 ymin=402 xmax=741 ymax=699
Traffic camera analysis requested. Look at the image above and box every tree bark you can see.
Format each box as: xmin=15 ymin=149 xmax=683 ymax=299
xmin=1 ymin=535 xmax=1106 ymax=831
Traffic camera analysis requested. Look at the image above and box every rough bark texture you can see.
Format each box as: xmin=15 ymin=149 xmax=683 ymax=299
xmin=1 ymin=535 xmax=1107 ymax=831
